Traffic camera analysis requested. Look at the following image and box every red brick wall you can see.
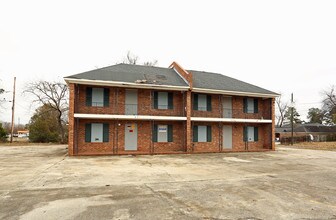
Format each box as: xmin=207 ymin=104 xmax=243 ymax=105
xmin=69 ymin=84 xmax=275 ymax=155
xmin=231 ymin=123 xmax=267 ymax=151
xmin=75 ymin=119 xmax=185 ymax=155
xmin=75 ymin=85 xmax=185 ymax=116
xmin=191 ymin=95 xmax=272 ymax=120
xmin=192 ymin=122 xmax=220 ymax=152
xmin=76 ymin=85 xmax=116 ymax=114
xmin=191 ymin=94 xmax=222 ymax=118
xmin=152 ymin=121 xmax=185 ymax=153
xmin=136 ymin=89 xmax=185 ymax=116
xmin=77 ymin=119 xmax=114 ymax=154
xmin=191 ymin=122 xmax=269 ymax=152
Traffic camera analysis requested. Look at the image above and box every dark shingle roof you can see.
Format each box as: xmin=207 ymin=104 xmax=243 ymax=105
xmin=294 ymin=124 xmax=336 ymax=133
xmin=65 ymin=63 xmax=278 ymax=95
xmin=189 ymin=70 xmax=278 ymax=95
xmin=65 ymin=64 xmax=189 ymax=87
xmin=276 ymin=124 xmax=336 ymax=133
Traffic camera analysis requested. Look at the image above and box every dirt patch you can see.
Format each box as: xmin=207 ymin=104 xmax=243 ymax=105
xmin=281 ymin=142 xmax=336 ymax=151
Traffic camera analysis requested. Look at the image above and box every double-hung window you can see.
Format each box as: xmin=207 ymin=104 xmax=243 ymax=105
xmin=85 ymin=123 xmax=109 ymax=143
xmin=243 ymin=98 xmax=258 ymax=113
xmin=193 ymin=125 xmax=212 ymax=142
xmin=243 ymin=126 xmax=259 ymax=142
xmin=193 ymin=94 xmax=212 ymax=111
xmin=153 ymin=91 xmax=173 ymax=109
xmin=86 ymin=87 xmax=109 ymax=107
xmin=152 ymin=124 xmax=173 ymax=142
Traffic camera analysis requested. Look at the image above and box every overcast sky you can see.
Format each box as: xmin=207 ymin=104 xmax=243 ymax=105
xmin=0 ymin=0 xmax=335 ymax=124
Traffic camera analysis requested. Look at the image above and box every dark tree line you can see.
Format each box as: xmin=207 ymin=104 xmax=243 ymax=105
xmin=276 ymin=85 xmax=336 ymax=126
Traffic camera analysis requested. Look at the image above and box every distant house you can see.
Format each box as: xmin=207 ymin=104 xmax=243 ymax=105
xmin=276 ymin=124 xmax=336 ymax=142
xmin=17 ymin=130 xmax=29 ymax=138
xmin=64 ymin=62 xmax=278 ymax=156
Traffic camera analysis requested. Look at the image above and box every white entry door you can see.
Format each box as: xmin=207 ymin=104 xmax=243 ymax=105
xmin=223 ymin=125 xmax=233 ymax=149
xmin=223 ymin=96 xmax=232 ymax=118
xmin=125 ymin=89 xmax=138 ymax=115
xmin=125 ymin=123 xmax=137 ymax=150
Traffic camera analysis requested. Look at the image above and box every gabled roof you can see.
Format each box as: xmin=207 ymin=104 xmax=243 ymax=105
xmin=65 ymin=64 xmax=189 ymax=87
xmin=189 ymin=70 xmax=278 ymax=96
xmin=64 ymin=63 xmax=278 ymax=97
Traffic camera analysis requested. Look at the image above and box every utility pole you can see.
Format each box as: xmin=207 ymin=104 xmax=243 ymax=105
xmin=10 ymin=77 xmax=16 ymax=143
xmin=291 ymin=93 xmax=294 ymax=146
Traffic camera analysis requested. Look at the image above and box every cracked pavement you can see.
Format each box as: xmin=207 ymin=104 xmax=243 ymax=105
xmin=1 ymin=145 xmax=336 ymax=219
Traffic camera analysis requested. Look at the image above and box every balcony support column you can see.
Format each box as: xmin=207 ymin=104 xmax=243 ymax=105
xmin=186 ymin=90 xmax=193 ymax=152
xmin=68 ymin=83 xmax=75 ymax=156
xmin=271 ymin=98 xmax=275 ymax=150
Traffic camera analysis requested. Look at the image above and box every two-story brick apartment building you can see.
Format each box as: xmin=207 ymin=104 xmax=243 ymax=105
xmin=64 ymin=62 xmax=278 ymax=156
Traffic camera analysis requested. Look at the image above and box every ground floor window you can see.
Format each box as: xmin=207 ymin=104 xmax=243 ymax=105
xmin=193 ymin=125 xmax=212 ymax=142
xmin=243 ymin=126 xmax=258 ymax=142
xmin=85 ymin=123 xmax=109 ymax=143
xmin=152 ymin=124 xmax=173 ymax=142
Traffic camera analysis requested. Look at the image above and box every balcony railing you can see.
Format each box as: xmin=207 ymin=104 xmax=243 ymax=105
xmin=192 ymin=107 xmax=271 ymax=120
xmin=77 ymin=103 xmax=185 ymax=116
xmin=77 ymin=105 xmax=271 ymax=120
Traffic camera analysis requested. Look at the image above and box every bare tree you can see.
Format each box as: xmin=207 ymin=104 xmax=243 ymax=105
xmin=0 ymin=88 xmax=4 ymax=107
xmin=322 ymin=85 xmax=336 ymax=124
xmin=123 ymin=51 xmax=139 ymax=65
xmin=143 ymin=60 xmax=158 ymax=66
xmin=275 ymin=94 xmax=288 ymax=127
xmin=120 ymin=51 xmax=158 ymax=66
xmin=24 ymin=81 xmax=68 ymax=143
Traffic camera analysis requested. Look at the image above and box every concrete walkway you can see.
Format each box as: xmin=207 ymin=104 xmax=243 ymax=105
xmin=0 ymin=145 xmax=336 ymax=219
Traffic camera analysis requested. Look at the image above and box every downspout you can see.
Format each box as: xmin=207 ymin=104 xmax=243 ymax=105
xmin=151 ymin=120 xmax=154 ymax=155
xmin=75 ymin=118 xmax=79 ymax=155
xmin=112 ymin=121 xmax=115 ymax=154
xmin=218 ymin=123 xmax=221 ymax=152
xmin=115 ymin=88 xmax=119 ymax=114
xmin=75 ymin=84 xmax=79 ymax=155
xmin=191 ymin=121 xmax=194 ymax=152
xmin=269 ymin=98 xmax=272 ymax=149
xmin=116 ymin=120 xmax=119 ymax=154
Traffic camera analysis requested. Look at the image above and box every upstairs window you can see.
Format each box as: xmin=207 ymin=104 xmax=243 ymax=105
xmin=86 ymin=87 xmax=109 ymax=107
xmin=152 ymin=124 xmax=173 ymax=142
xmin=243 ymin=98 xmax=258 ymax=113
xmin=193 ymin=94 xmax=212 ymax=111
xmin=85 ymin=123 xmax=109 ymax=143
xmin=193 ymin=125 xmax=212 ymax=142
xmin=243 ymin=126 xmax=259 ymax=142
xmin=153 ymin=91 xmax=173 ymax=109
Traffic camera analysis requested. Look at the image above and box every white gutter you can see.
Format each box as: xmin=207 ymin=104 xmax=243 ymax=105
xmin=191 ymin=117 xmax=272 ymax=123
xmin=74 ymin=113 xmax=187 ymax=121
xmin=192 ymin=88 xmax=279 ymax=98
xmin=64 ymin=78 xmax=190 ymax=91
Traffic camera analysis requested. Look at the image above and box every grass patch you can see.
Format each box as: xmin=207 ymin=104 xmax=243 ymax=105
xmin=281 ymin=142 xmax=336 ymax=151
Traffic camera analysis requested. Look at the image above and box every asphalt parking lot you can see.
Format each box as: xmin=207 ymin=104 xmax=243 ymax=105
xmin=0 ymin=145 xmax=336 ymax=220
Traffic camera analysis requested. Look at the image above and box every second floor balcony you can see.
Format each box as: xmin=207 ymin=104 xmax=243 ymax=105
xmin=192 ymin=107 xmax=271 ymax=120
xmin=76 ymin=103 xmax=185 ymax=117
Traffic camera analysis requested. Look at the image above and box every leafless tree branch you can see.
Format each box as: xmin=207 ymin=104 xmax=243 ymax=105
xmin=275 ymin=93 xmax=288 ymax=127
xmin=23 ymin=80 xmax=69 ymax=143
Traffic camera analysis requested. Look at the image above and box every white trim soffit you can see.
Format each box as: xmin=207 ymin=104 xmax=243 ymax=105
xmin=191 ymin=117 xmax=272 ymax=123
xmin=192 ymin=88 xmax=279 ymax=98
xmin=64 ymin=78 xmax=189 ymax=91
xmin=74 ymin=113 xmax=187 ymax=121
